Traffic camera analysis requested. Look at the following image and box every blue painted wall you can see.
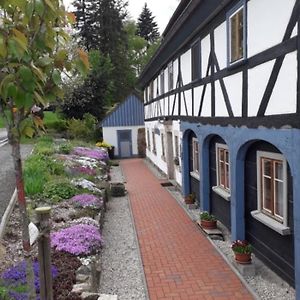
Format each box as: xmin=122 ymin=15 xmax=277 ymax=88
xmin=181 ymin=121 xmax=300 ymax=297
xmin=101 ymin=93 xmax=144 ymax=127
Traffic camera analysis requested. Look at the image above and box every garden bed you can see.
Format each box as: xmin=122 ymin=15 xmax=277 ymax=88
xmin=0 ymin=137 xmax=111 ymax=299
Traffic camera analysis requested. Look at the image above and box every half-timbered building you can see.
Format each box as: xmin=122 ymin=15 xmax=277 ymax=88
xmin=138 ymin=0 xmax=300 ymax=296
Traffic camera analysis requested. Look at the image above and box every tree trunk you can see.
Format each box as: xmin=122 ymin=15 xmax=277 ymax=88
xmin=9 ymin=130 xmax=36 ymax=300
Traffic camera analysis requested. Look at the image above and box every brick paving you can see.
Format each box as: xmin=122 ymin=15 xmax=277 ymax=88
xmin=121 ymin=159 xmax=254 ymax=300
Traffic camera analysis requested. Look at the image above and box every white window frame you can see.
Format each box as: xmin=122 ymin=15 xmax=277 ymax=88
xmin=168 ymin=62 xmax=174 ymax=91
xmin=251 ymin=151 xmax=290 ymax=235
xmin=227 ymin=1 xmax=246 ymax=66
xmin=212 ymin=143 xmax=230 ymax=200
xmin=190 ymin=137 xmax=200 ymax=180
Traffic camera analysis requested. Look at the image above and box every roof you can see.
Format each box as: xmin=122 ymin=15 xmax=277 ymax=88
xmin=138 ymin=0 xmax=234 ymax=88
xmin=101 ymin=92 xmax=144 ymax=127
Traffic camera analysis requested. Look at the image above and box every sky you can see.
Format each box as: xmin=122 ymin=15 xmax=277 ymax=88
xmin=63 ymin=0 xmax=179 ymax=33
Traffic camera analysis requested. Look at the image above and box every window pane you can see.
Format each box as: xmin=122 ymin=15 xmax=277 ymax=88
xmin=275 ymin=161 xmax=283 ymax=180
xmin=274 ymin=180 xmax=284 ymax=218
xmin=220 ymin=161 xmax=225 ymax=186
xmin=230 ymin=9 xmax=243 ymax=62
xmin=263 ymin=159 xmax=272 ymax=176
xmin=226 ymin=164 xmax=230 ymax=189
xmin=263 ymin=177 xmax=272 ymax=211
xmin=219 ymin=149 xmax=224 ymax=162
xmin=225 ymin=150 xmax=229 ymax=163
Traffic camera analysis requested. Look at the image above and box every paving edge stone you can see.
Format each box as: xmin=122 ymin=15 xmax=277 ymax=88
xmin=98 ymin=295 xmax=118 ymax=300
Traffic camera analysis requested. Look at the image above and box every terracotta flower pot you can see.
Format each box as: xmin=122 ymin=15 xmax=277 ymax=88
xmin=200 ymin=219 xmax=217 ymax=229
xmin=234 ymin=252 xmax=252 ymax=264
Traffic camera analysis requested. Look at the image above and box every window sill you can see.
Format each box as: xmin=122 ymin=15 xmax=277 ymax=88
xmin=212 ymin=186 xmax=230 ymax=201
xmin=190 ymin=171 xmax=200 ymax=180
xmin=227 ymin=58 xmax=248 ymax=70
xmin=251 ymin=210 xmax=290 ymax=235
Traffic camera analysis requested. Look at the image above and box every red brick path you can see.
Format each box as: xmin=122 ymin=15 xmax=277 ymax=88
xmin=121 ymin=159 xmax=253 ymax=300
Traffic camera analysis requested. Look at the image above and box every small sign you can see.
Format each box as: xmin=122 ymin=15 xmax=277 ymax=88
xmin=29 ymin=222 xmax=39 ymax=246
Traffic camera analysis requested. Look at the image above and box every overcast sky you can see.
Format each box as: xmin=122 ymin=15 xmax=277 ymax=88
xmin=63 ymin=0 xmax=179 ymax=33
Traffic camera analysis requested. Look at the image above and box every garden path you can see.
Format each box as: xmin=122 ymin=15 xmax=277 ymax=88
xmin=121 ymin=158 xmax=254 ymax=300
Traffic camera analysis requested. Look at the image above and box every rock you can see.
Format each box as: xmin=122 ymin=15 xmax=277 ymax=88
xmin=76 ymin=265 xmax=91 ymax=276
xmin=76 ymin=274 xmax=90 ymax=283
xmin=81 ymin=292 xmax=100 ymax=299
xmin=0 ymin=240 xmax=6 ymax=259
xmin=110 ymin=182 xmax=125 ymax=197
xmin=98 ymin=295 xmax=118 ymax=300
xmin=71 ymin=283 xmax=90 ymax=294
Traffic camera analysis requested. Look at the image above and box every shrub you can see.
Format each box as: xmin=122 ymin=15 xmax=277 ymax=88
xmin=51 ymin=224 xmax=103 ymax=256
xmin=42 ymin=180 xmax=79 ymax=203
xmin=67 ymin=119 xmax=90 ymax=140
xmin=46 ymin=120 xmax=68 ymax=132
xmin=59 ymin=143 xmax=73 ymax=154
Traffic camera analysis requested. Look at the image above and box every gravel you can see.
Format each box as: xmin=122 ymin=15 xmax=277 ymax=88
xmin=99 ymin=165 xmax=148 ymax=300
xmin=0 ymin=143 xmax=33 ymax=221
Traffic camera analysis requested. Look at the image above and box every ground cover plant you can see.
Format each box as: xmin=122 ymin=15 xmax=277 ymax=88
xmin=1 ymin=137 xmax=109 ymax=299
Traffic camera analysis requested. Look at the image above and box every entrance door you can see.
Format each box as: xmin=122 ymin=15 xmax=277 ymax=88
xmin=117 ymin=130 xmax=132 ymax=158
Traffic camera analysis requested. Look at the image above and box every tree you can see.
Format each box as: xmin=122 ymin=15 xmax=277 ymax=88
xmin=137 ymin=3 xmax=160 ymax=44
xmin=0 ymin=1 xmax=88 ymax=298
xmin=62 ymin=50 xmax=115 ymax=120
xmin=73 ymin=0 xmax=135 ymax=103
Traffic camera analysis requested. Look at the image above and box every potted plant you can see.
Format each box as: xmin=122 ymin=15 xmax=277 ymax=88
xmin=200 ymin=211 xmax=217 ymax=229
xmin=184 ymin=193 xmax=195 ymax=204
xmin=231 ymin=240 xmax=253 ymax=264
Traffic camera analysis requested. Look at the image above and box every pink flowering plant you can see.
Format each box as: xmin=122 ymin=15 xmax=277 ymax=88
xmin=51 ymin=224 xmax=103 ymax=256
xmin=71 ymin=166 xmax=97 ymax=176
xmin=72 ymin=147 xmax=108 ymax=161
xmin=231 ymin=240 xmax=253 ymax=254
xmin=70 ymin=194 xmax=103 ymax=209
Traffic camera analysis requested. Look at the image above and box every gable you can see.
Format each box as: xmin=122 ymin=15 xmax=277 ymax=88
xmin=101 ymin=94 xmax=144 ymax=127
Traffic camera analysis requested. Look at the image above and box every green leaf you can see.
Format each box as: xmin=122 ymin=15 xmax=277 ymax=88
xmin=23 ymin=126 xmax=35 ymax=138
xmin=52 ymin=69 xmax=61 ymax=86
xmin=15 ymin=88 xmax=24 ymax=108
xmin=31 ymin=62 xmax=46 ymax=83
xmin=6 ymin=83 xmax=17 ymax=98
xmin=52 ymin=86 xmax=64 ymax=99
xmin=45 ymin=93 xmax=56 ymax=102
xmin=24 ymin=93 xmax=34 ymax=109
xmin=34 ymin=91 xmax=46 ymax=106
xmin=34 ymin=0 xmax=44 ymax=16
xmin=44 ymin=0 xmax=56 ymax=11
xmin=36 ymin=56 xmax=53 ymax=67
xmin=18 ymin=66 xmax=33 ymax=83
xmin=12 ymin=29 xmax=28 ymax=52
xmin=25 ymin=0 xmax=34 ymax=18
xmin=0 ymin=35 xmax=7 ymax=58
xmin=0 ymin=74 xmax=14 ymax=97
xmin=8 ymin=39 xmax=24 ymax=59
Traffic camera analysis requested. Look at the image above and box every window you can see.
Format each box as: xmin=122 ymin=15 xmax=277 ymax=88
xmin=149 ymin=81 xmax=154 ymax=100
xmin=161 ymin=133 xmax=165 ymax=158
xmin=228 ymin=2 xmax=246 ymax=64
xmin=146 ymin=129 xmax=151 ymax=150
xmin=168 ymin=62 xmax=174 ymax=91
xmin=253 ymin=152 xmax=289 ymax=235
xmin=191 ymin=41 xmax=201 ymax=81
xmin=152 ymin=131 xmax=156 ymax=154
xmin=216 ymin=144 xmax=230 ymax=191
xmin=192 ymin=138 xmax=199 ymax=173
xmin=174 ymin=135 xmax=179 ymax=158
xmin=144 ymin=89 xmax=148 ymax=103
xmin=160 ymin=72 xmax=165 ymax=95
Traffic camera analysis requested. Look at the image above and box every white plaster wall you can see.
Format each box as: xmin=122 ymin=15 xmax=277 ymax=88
xmin=201 ymin=35 xmax=211 ymax=77
xmin=102 ymin=126 xmax=143 ymax=156
xmin=248 ymin=0 xmax=296 ymax=57
xmin=145 ymin=121 xmax=168 ymax=174
xmin=215 ymin=81 xmax=229 ymax=117
xmin=170 ymin=94 xmax=178 ymax=115
xmin=214 ymin=22 xmax=227 ymax=70
xmin=181 ymin=49 xmax=192 ymax=85
xmin=201 ymin=84 xmax=212 ymax=116
xmin=265 ymin=51 xmax=297 ymax=115
xmin=223 ymin=72 xmax=243 ymax=117
xmin=248 ymin=59 xmax=275 ymax=116
xmin=173 ymin=58 xmax=179 ymax=89
xmin=164 ymin=68 xmax=168 ymax=93
xmin=153 ymin=77 xmax=158 ymax=98
xmin=194 ymin=86 xmax=203 ymax=116
xmin=181 ymin=89 xmax=192 ymax=116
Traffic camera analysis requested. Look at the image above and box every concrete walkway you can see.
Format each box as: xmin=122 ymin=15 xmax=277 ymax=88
xmin=121 ymin=159 xmax=253 ymax=300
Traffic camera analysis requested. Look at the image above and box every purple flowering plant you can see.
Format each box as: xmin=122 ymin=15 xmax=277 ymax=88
xmin=51 ymin=224 xmax=103 ymax=256
xmin=72 ymin=147 xmax=108 ymax=161
xmin=70 ymin=194 xmax=103 ymax=209
xmin=1 ymin=260 xmax=58 ymax=300
xmin=71 ymin=166 xmax=97 ymax=176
